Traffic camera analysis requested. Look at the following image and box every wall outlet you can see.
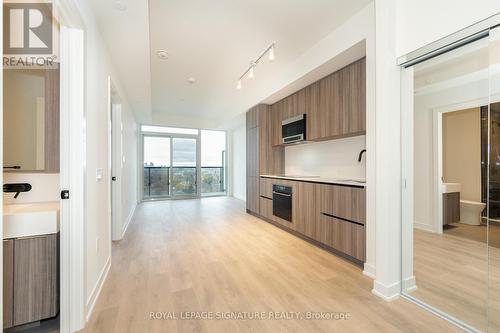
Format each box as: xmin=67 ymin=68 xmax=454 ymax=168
xmin=96 ymin=237 xmax=100 ymax=252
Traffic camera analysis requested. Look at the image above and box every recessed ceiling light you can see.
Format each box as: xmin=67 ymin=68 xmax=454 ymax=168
xmin=112 ymin=0 xmax=127 ymax=11
xmin=156 ymin=50 xmax=169 ymax=60
xmin=187 ymin=77 xmax=196 ymax=84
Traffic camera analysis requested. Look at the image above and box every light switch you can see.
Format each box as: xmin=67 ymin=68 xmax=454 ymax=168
xmin=96 ymin=168 xmax=103 ymax=182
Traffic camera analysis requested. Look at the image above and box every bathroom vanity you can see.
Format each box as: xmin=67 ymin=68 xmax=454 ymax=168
xmin=2 ymin=202 xmax=60 ymax=329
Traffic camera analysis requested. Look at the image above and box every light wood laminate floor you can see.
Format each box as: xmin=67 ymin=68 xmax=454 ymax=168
xmin=81 ymin=197 xmax=457 ymax=333
xmin=411 ymin=228 xmax=500 ymax=332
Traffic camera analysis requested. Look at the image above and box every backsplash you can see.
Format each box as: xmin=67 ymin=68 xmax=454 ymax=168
xmin=284 ymin=135 xmax=366 ymax=179
xmin=3 ymin=173 xmax=60 ymax=204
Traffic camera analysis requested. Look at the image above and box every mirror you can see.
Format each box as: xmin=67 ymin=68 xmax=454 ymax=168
xmin=3 ymin=67 xmax=60 ymax=173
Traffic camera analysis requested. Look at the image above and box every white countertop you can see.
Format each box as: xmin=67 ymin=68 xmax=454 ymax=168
xmin=3 ymin=201 xmax=60 ymax=239
xmin=260 ymin=175 xmax=366 ymax=187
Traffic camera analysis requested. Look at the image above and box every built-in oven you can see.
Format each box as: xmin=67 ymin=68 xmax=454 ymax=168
xmin=272 ymin=184 xmax=292 ymax=222
xmin=282 ymin=114 xmax=306 ymax=144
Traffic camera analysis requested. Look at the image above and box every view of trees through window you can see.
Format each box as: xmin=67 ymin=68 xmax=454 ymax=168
xmin=201 ymin=130 xmax=226 ymax=195
xmin=142 ymin=127 xmax=226 ymax=198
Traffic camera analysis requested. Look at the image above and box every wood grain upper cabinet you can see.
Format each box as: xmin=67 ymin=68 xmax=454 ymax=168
xmin=316 ymin=58 xmax=366 ymax=140
xmin=339 ymin=58 xmax=366 ymax=135
xmin=318 ymin=71 xmax=341 ymax=138
xmin=305 ymin=82 xmax=321 ymax=140
xmin=270 ymin=100 xmax=283 ymax=146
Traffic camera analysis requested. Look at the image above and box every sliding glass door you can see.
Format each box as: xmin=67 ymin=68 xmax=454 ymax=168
xmin=200 ymin=130 xmax=226 ymax=196
xmin=142 ymin=134 xmax=199 ymax=199
xmin=171 ymin=137 xmax=198 ymax=197
xmin=142 ymin=126 xmax=227 ymax=200
xmin=143 ymin=136 xmax=170 ymax=199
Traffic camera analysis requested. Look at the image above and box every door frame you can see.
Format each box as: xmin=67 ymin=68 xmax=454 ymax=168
xmin=141 ymin=132 xmax=201 ymax=200
xmin=58 ymin=1 xmax=87 ymax=331
xmin=109 ymin=79 xmax=123 ymax=241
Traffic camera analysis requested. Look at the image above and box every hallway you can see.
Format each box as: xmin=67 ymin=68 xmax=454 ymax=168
xmin=82 ymin=197 xmax=456 ymax=333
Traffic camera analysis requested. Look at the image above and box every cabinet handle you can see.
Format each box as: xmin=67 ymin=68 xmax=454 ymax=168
xmin=321 ymin=212 xmax=364 ymax=226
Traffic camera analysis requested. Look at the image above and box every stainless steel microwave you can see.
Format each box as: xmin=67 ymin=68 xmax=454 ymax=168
xmin=282 ymin=114 xmax=306 ymax=144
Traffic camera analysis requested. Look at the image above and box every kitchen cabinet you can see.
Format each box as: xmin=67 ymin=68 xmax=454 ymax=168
xmin=259 ymin=196 xmax=273 ymax=221
xmin=295 ymin=182 xmax=320 ymax=239
xmin=3 ymin=239 xmax=14 ymax=329
xmin=257 ymin=176 xmax=366 ymax=264
xmin=319 ymin=71 xmax=341 ymax=138
xmin=270 ymin=100 xmax=283 ymax=146
xmin=306 ymin=82 xmax=321 ymax=140
xmin=3 ymin=234 xmax=59 ymax=329
xmin=319 ymin=214 xmax=365 ymax=261
xmin=247 ymin=176 xmax=260 ymax=214
xmin=269 ymin=58 xmax=366 ymax=145
xmin=320 ymin=184 xmax=366 ymax=224
xmin=259 ymin=177 xmax=273 ymax=199
xmin=339 ymin=58 xmax=366 ymax=136
xmin=246 ymin=105 xmax=285 ymax=214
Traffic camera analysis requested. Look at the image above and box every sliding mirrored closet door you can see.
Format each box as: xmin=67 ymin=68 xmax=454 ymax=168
xmin=488 ymin=26 xmax=500 ymax=333
xmin=401 ymin=27 xmax=499 ymax=332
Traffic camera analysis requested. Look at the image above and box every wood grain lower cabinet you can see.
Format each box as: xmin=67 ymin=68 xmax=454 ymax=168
xmin=259 ymin=196 xmax=273 ymax=220
xmin=11 ymin=234 xmax=59 ymax=327
xmin=247 ymin=176 xmax=260 ymax=214
xmin=3 ymin=239 xmax=14 ymax=329
xmin=259 ymin=177 xmax=273 ymax=199
xmin=256 ymin=177 xmax=366 ymax=264
xmin=320 ymin=184 xmax=366 ymax=224
xmin=295 ymin=182 xmax=320 ymax=239
xmin=320 ymin=214 xmax=365 ymax=261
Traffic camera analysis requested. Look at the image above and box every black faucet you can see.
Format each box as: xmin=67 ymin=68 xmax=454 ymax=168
xmin=3 ymin=183 xmax=32 ymax=198
xmin=358 ymin=149 xmax=366 ymax=162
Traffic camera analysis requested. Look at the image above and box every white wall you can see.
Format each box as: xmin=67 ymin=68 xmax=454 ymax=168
xmin=443 ymin=108 xmax=481 ymax=202
xmin=232 ymin=124 xmax=246 ymax=201
xmin=285 ymin=136 xmax=366 ymax=179
xmin=3 ymin=173 xmax=59 ymax=204
xmin=119 ymin=103 xmax=138 ymax=235
xmin=396 ymin=0 xmax=500 ymax=57
xmin=74 ymin=0 xmax=138 ymax=319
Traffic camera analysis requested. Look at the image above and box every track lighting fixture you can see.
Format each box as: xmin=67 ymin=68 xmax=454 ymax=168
xmin=236 ymin=42 xmax=276 ymax=89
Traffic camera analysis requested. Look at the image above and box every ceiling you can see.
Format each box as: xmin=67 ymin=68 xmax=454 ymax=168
xmin=88 ymin=0 xmax=371 ymax=128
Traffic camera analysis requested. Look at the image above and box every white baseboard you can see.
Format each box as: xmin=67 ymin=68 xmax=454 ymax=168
xmin=402 ymin=275 xmax=417 ymax=293
xmin=122 ymin=203 xmax=136 ymax=238
xmin=363 ymin=263 xmax=376 ymax=279
xmin=414 ymin=221 xmax=437 ymax=233
xmin=86 ymin=256 xmax=111 ymax=322
xmin=372 ymin=280 xmax=400 ymax=301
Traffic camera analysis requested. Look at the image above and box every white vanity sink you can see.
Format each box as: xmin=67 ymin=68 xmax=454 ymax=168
xmin=3 ymin=201 xmax=60 ymax=239
xmin=441 ymin=182 xmax=461 ymax=194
